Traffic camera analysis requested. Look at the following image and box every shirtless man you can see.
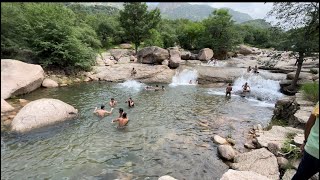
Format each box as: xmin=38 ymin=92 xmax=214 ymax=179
xmin=112 ymin=112 xmax=129 ymax=128
xmin=109 ymin=98 xmax=117 ymax=107
xmin=242 ymin=82 xmax=251 ymax=92
xmin=126 ymin=97 xmax=134 ymax=107
xmin=226 ymin=83 xmax=233 ymax=97
xmin=253 ymin=65 xmax=259 ymax=73
xmin=131 ymin=68 xmax=137 ymax=77
xmin=93 ymin=105 xmax=114 ymax=117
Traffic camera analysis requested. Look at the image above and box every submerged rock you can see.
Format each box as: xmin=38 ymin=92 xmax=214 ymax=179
xmin=220 ymin=169 xmax=271 ymax=180
xmin=1 ymin=59 xmax=45 ymax=99
xmin=11 ymin=98 xmax=78 ymax=133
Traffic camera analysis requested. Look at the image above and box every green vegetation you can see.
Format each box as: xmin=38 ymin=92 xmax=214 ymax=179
xmin=280 ymin=136 xmax=302 ymax=160
xmin=266 ymin=118 xmax=288 ymax=130
xmin=301 ymin=82 xmax=319 ymax=103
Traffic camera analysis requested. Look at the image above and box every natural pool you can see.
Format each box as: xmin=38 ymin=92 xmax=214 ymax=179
xmin=1 ymin=72 xmax=282 ymax=179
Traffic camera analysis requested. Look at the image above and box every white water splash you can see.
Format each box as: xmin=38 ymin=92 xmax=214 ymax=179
xmin=116 ymin=80 xmax=145 ymax=91
xmin=170 ymin=69 xmax=198 ymax=86
xmin=232 ymin=74 xmax=283 ymax=103
xmin=202 ymin=60 xmax=227 ymax=67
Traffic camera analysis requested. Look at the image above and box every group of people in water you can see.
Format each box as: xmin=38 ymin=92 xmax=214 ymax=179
xmin=247 ymin=65 xmax=259 ymax=73
xmin=93 ymin=97 xmax=135 ymax=128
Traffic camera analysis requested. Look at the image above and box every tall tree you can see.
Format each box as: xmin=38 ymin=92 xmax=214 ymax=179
xmin=268 ymin=2 xmax=319 ymax=93
xmin=119 ymin=2 xmax=161 ymax=53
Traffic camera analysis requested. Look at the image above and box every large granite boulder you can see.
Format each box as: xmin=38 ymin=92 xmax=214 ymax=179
xmin=137 ymin=46 xmax=169 ymax=64
xmin=238 ymin=45 xmax=254 ymax=55
xmin=110 ymin=49 xmax=130 ymax=61
xmin=272 ymin=96 xmax=299 ymax=126
xmin=1 ymin=99 xmax=14 ymax=113
xmin=168 ymin=49 xmax=182 ymax=69
xmin=230 ymin=148 xmax=280 ymax=180
xmin=11 ymin=98 xmax=78 ymax=133
xmin=256 ymin=126 xmax=303 ymax=149
xmin=1 ymin=59 xmax=45 ymax=99
xmin=42 ymin=78 xmax=59 ymax=88
xmin=220 ymin=169 xmax=271 ymax=180
xmin=197 ymin=48 xmax=213 ymax=61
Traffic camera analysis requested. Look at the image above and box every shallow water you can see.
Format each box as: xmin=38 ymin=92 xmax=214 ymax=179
xmin=1 ymin=81 xmax=277 ymax=180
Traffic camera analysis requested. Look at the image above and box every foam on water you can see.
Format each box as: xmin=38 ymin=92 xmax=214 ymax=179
xmin=202 ymin=60 xmax=227 ymax=67
xmin=170 ymin=69 xmax=198 ymax=86
xmin=116 ymin=80 xmax=145 ymax=91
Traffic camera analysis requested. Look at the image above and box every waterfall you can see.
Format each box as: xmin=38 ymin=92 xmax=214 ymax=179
xmin=116 ymin=80 xmax=145 ymax=91
xmin=232 ymin=74 xmax=283 ymax=103
xmin=170 ymin=69 xmax=198 ymax=86
xmin=202 ymin=60 xmax=227 ymax=67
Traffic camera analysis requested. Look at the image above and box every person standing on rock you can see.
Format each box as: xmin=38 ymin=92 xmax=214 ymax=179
xmin=109 ymin=98 xmax=117 ymax=107
xmin=226 ymin=83 xmax=233 ymax=97
xmin=292 ymin=101 xmax=319 ymax=180
xmin=247 ymin=66 xmax=252 ymax=73
xmin=131 ymin=68 xmax=137 ymax=77
xmin=93 ymin=105 xmax=114 ymax=117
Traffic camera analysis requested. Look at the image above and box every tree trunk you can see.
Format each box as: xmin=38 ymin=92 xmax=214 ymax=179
xmin=289 ymin=51 xmax=304 ymax=89
xmin=135 ymin=42 xmax=139 ymax=54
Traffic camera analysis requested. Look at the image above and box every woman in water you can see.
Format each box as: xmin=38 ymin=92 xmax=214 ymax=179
xmin=126 ymin=97 xmax=134 ymax=107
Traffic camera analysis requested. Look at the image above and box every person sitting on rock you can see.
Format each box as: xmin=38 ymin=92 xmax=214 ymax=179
xmin=253 ymin=65 xmax=259 ymax=73
xmin=93 ymin=105 xmax=113 ymax=117
xmin=125 ymin=97 xmax=134 ymax=108
xmin=112 ymin=112 xmax=129 ymax=128
xmin=226 ymin=83 xmax=233 ymax=97
xmin=109 ymin=98 xmax=117 ymax=107
xmin=247 ymin=66 xmax=252 ymax=73
xmin=242 ymin=82 xmax=250 ymax=92
xmin=131 ymin=68 xmax=137 ymax=77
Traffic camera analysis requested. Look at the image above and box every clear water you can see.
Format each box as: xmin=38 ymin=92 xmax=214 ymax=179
xmin=1 ymin=80 xmax=277 ymax=180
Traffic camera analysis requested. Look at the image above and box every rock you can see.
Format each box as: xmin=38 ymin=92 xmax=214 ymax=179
xmin=105 ymin=60 xmax=117 ymax=66
xmin=137 ymin=46 xmax=169 ymax=64
xmin=293 ymin=133 xmax=304 ymax=146
xmin=168 ymin=49 xmax=182 ymax=69
xmin=218 ymin=145 xmax=236 ymax=161
xmin=238 ymin=45 xmax=254 ymax=55
xmin=212 ymin=135 xmax=228 ymax=145
xmin=197 ymin=48 xmax=214 ymax=61
xmin=267 ymin=142 xmax=280 ymax=156
xmin=1 ymin=99 xmax=14 ymax=113
xmin=11 ymin=98 xmax=78 ymax=133
xmin=220 ymin=169 xmax=271 ymax=180
xmin=282 ymin=169 xmax=296 ymax=180
xmin=181 ymin=51 xmax=191 ymax=60
xmin=83 ymin=77 xmax=91 ymax=82
xmin=162 ymin=60 xmax=169 ymax=66
xmin=292 ymin=159 xmax=301 ymax=170
xmin=294 ymin=106 xmax=314 ymax=124
xmin=60 ymin=83 xmax=68 ymax=87
xmin=158 ymin=175 xmax=177 ymax=180
xmin=119 ymin=43 xmax=132 ymax=49
xmin=8 ymin=115 xmax=15 ymax=119
xmin=226 ymin=138 xmax=236 ymax=146
xmin=42 ymin=78 xmax=59 ymax=88
xmin=129 ymin=55 xmax=137 ymax=62
xmin=190 ymin=53 xmax=198 ymax=60
xmin=1 ymin=59 xmax=45 ymax=99
xmin=230 ymin=148 xmax=280 ymax=180
xmin=3 ymin=120 xmax=11 ymax=126
xmin=272 ymin=96 xmax=299 ymax=126
xmin=277 ymin=157 xmax=289 ymax=169
xmin=110 ymin=49 xmax=129 ymax=61
xmin=94 ymin=64 xmax=175 ymax=83
xmin=244 ymin=142 xmax=256 ymax=149
xmin=95 ymin=54 xmax=105 ymax=66
xmin=287 ymin=72 xmax=313 ymax=81
xmin=19 ymin=99 xmax=29 ymax=106
xmin=118 ymin=57 xmax=130 ymax=64
xmin=257 ymin=126 xmax=303 ymax=149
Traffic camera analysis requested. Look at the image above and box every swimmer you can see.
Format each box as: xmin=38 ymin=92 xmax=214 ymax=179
xmin=118 ymin=108 xmax=124 ymax=118
xmin=226 ymin=83 xmax=233 ymax=97
xmin=247 ymin=66 xmax=251 ymax=73
xmin=109 ymin=98 xmax=117 ymax=107
xmin=155 ymin=85 xmax=160 ymax=91
xmin=242 ymin=82 xmax=251 ymax=92
xmin=112 ymin=112 xmax=129 ymax=128
xmin=93 ymin=105 xmax=114 ymax=117
xmin=125 ymin=97 xmax=134 ymax=107
xmin=253 ymin=65 xmax=259 ymax=73
xmin=161 ymin=86 xmax=165 ymax=90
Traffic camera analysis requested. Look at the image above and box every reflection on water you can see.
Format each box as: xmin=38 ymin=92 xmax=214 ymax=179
xmin=1 ymin=81 xmax=276 ymax=179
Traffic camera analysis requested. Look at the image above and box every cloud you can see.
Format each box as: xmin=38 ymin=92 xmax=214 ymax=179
xmin=190 ymin=2 xmax=274 ymax=20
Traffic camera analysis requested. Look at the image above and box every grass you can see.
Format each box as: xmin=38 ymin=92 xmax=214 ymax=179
xmin=265 ymin=118 xmax=288 ymax=130
xmin=280 ymin=138 xmax=302 ymax=160
xmin=300 ymin=82 xmax=319 ymax=103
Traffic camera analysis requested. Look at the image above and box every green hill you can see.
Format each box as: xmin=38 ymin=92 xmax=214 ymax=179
xmin=241 ymin=19 xmax=272 ymax=29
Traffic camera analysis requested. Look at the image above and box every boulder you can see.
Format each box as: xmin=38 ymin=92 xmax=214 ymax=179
xmin=218 ymin=145 xmax=236 ymax=161
xmin=220 ymin=169 xmax=271 ymax=180
xmin=110 ymin=49 xmax=129 ymax=61
xmin=11 ymin=98 xmax=78 ymax=133
xmin=137 ymin=46 xmax=169 ymax=64
xmin=190 ymin=53 xmax=198 ymax=60
xmin=162 ymin=60 xmax=169 ymax=66
xmin=256 ymin=126 xmax=303 ymax=149
xmin=1 ymin=59 xmax=45 ymax=99
xmin=230 ymin=148 xmax=280 ymax=180
xmin=197 ymin=48 xmax=214 ymax=61
xmin=158 ymin=175 xmax=177 ymax=180
xmin=168 ymin=49 xmax=182 ymax=69
xmin=287 ymin=72 xmax=313 ymax=80
xmin=294 ymin=106 xmax=314 ymax=125
xmin=1 ymin=99 xmax=14 ymax=113
xmin=272 ymin=96 xmax=299 ymax=125
xmin=238 ymin=45 xmax=254 ymax=55
xmin=95 ymin=54 xmax=105 ymax=66
xmin=181 ymin=51 xmax=191 ymax=60
xmin=119 ymin=43 xmax=132 ymax=49
xmin=19 ymin=99 xmax=29 ymax=106
xmin=212 ymin=135 xmax=228 ymax=145
xmin=130 ymin=55 xmax=137 ymax=62
xmin=226 ymin=138 xmax=236 ymax=146
xmin=244 ymin=142 xmax=256 ymax=149
xmin=118 ymin=57 xmax=130 ymax=64
xmin=42 ymin=78 xmax=59 ymax=88
xmin=282 ymin=169 xmax=296 ymax=180
xmin=277 ymin=157 xmax=289 ymax=169
xmin=293 ymin=133 xmax=304 ymax=146
xmin=267 ymin=142 xmax=280 ymax=156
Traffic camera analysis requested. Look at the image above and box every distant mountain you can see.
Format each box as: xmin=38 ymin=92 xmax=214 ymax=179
xmin=148 ymin=3 xmax=253 ymax=23
xmin=241 ymin=19 xmax=272 ymax=29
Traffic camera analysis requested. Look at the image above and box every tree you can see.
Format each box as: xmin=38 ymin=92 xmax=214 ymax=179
xmin=119 ymin=2 xmax=161 ymax=53
xmin=268 ymin=2 xmax=319 ymax=93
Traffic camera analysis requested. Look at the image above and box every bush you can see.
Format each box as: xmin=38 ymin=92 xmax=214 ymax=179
xmin=301 ymin=82 xmax=319 ymax=103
